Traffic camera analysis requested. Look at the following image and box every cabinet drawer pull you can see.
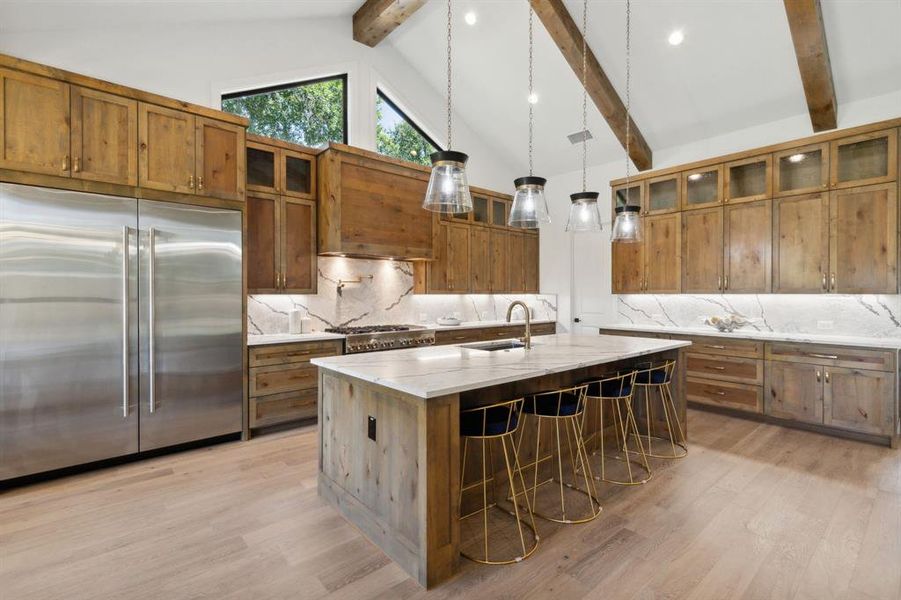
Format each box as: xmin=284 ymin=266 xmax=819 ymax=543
xmin=706 ymin=365 xmax=727 ymax=371
xmin=808 ymin=353 xmax=839 ymax=360
xmin=704 ymin=344 xmax=726 ymax=350
xmin=714 ymin=391 xmax=726 ymax=396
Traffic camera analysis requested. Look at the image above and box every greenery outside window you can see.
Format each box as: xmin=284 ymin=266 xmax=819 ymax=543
xmin=376 ymin=90 xmax=440 ymax=166
xmin=222 ymin=74 xmax=347 ymax=148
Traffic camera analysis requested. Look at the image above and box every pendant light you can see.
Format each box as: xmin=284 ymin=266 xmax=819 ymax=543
xmin=566 ymin=0 xmax=602 ymax=233
xmin=423 ymin=0 xmax=473 ymax=214
xmin=611 ymin=0 xmax=642 ymax=243
xmin=509 ymin=6 xmax=550 ymax=229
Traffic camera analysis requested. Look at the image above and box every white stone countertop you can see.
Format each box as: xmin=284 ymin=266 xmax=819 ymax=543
xmin=247 ymin=332 xmax=346 ymax=346
xmin=311 ymin=333 xmax=690 ymax=398
xmin=597 ymin=323 xmax=901 ymax=350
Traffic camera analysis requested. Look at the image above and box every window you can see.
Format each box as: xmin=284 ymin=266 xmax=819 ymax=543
xmin=376 ymin=90 xmax=439 ymax=166
xmin=222 ymin=74 xmax=347 ymax=148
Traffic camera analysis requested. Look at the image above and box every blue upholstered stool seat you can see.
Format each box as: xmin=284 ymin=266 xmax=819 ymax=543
xmin=523 ymin=392 xmax=580 ymax=417
xmin=583 ymin=379 xmax=632 ymax=398
xmin=460 ymin=405 xmax=519 ymax=437
xmin=635 ymin=369 xmax=669 ymax=385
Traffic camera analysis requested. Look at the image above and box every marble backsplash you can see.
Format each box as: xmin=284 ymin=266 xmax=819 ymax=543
xmin=616 ymin=294 xmax=901 ymax=339
xmin=248 ymin=256 xmax=557 ymax=334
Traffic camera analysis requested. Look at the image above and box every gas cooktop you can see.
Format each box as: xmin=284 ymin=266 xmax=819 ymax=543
xmin=324 ymin=324 xmax=420 ymax=335
xmin=325 ymin=324 xmax=435 ymax=353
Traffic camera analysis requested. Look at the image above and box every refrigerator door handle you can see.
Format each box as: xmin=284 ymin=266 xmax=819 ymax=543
xmin=122 ymin=226 xmax=131 ymax=418
xmin=148 ymin=227 xmax=156 ymax=414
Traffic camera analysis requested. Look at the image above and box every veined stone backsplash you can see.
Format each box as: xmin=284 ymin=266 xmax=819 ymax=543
xmin=248 ymin=257 xmax=557 ymax=334
xmin=617 ymin=294 xmax=901 ymax=338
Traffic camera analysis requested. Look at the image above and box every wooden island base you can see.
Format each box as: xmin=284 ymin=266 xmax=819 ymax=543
xmin=317 ymin=347 xmax=685 ymax=588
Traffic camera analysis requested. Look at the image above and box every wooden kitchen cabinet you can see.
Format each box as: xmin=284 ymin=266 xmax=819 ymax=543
xmin=725 ymin=155 xmax=771 ymax=203
xmin=682 ymin=165 xmax=723 ymax=210
xmin=70 ymin=86 xmax=137 ymax=186
xmin=645 ymin=174 xmax=680 ymax=215
xmin=774 ymin=142 xmax=829 ymax=197
xmin=824 ymin=367 xmax=895 ymax=436
xmin=470 ymin=226 xmax=491 ymax=293
xmin=246 ymin=191 xmax=317 ymax=294
xmin=611 ymin=235 xmax=644 ymax=293
xmin=507 ymin=232 xmax=527 ymax=292
xmin=829 ymin=183 xmax=897 ymax=293
xmin=523 ymin=233 xmax=539 ymax=292
xmin=195 ymin=116 xmax=244 ymax=201
xmin=772 ymin=192 xmax=830 ymax=293
xmin=246 ymin=136 xmax=316 ymax=200
xmin=644 ymin=213 xmax=681 ymax=293
xmin=765 ymin=361 xmax=824 ymax=424
xmin=681 ymin=206 xmax=723 ymax=292
xmin=723 ymin=199 xmax=771 ymax=293
xmin=612 ymin=181 xmax=643 ymax=216
xmin=0 ymin=68 xmax=70 ymax=175
xmin=490 ymin=228 xmax=510 ymax=292
xmin=138 ymin=103 xmax=196 ymax=194
xmin=830 ymin=129 xmax=897 ymax=189
xmin=446 ymin=222 xmax=471 ymax=292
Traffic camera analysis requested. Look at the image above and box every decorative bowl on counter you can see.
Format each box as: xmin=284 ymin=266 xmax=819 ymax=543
xmin=705 ymin=315 xmax=749 ymax=333
xmin=437 ymin=316 xmax=462 ymax=326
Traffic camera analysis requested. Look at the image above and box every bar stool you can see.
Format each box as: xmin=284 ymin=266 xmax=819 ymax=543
xmin=632 ymin=360 xmax=687 ymax=459
xmin=514 ymin=385 xmax=601 ymax=524
xmin=459 ymin=398 xmax=539 ymax=565
xmin=581 ymin=371 xmax=652 ymax=485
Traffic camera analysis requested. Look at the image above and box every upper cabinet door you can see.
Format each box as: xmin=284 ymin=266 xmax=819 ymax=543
xmin=0 ymin=69 xmax=70 ymax=176
xmin=246 ymin=143 xmax=279 ymax=194
xmin=195 ymin=116 xmax=244 ymax=201
xmin=681 ymin=206 xmax=723 ymax=292
xmin=723 ymin=200 xmax=771 ymax=293
xmin=282 ymin=197 xmax=317 ymax=293
xmin=281 ymin=148 xmax=316 ymax=199
xmin=472 ymin=195 xmax=491 ymax=226
xmin=612 ymin=235 xmax=644 ymax=293
xmin=612 ymin=182 xmax=644 ymax=218
xmin=489 ymin=228 xmax=510 ymax=292
xmin=830 ymin=129 xmax=897 ymax=190
xmin=682 ymin=165 xmax=723 ymax=210
xmin=138 ymin=103 xmax=195 ymax=194
xmin=772 ymin=192 xmax=829 ymax=293
xmin=829 ymin=183 xmax=898 ymax=294
xmin=70 ymin=86 xmax=137 ymax=186
xmin=645 ymin=174 xmax=680 ymax=216
xmin=490 ymin=197 xmax=509 ymax=228
xmin=507 ymin=232 xmax=526 ymax=292
xmin=774 ymin=143 xmax=829 ymax=197
xmin=246 ymin=192 xmax=281 ymax=293
xmin=644 ymin=213 xmax=681 ymax=293
xmin=523 ymin=233 xmax=539 ymax=293
xmin=725 ymin=155 xmax=771 ymax=204
xmin=446 ymin=222 xmax=471 ymax=292
xmin=470 ymin=226 xmax=491 ymax=293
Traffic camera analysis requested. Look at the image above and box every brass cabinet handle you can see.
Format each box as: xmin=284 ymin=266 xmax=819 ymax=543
xmin=830 ymin=273 xmax=836 ymax=291
xmin=73 ymin=157 xmax=81 ymax=173
xmin=714 ymin=391 xmax=726 ymax=396
xmin=198 ymin=176 xmax=204 ymax=191
xmin=816 ymin=370 xmax=821 ymax=382
xmin=188 ymin=175 xmax=195 ymax=189
xmin=717 ymin=275 xmax=723 ymax=291
xmin=821 ymin=273 xmax=827 ymax=291
xmin=705 ymin=344 xmax=726 ymax=350
xmin=706 ymin=365 xmax=727 ymax=371
xmin=62 ymin=155 xmax=70 ymax=171
xmin=724 ymin=275 xmax=729 ymax=290
xmin=825 ymin=370 xmax=830 ymax=384
xmin=808 ymin=353 xmax=839 ymax=360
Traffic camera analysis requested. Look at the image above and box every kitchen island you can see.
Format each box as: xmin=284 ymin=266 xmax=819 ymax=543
xmin=312 ymin=334 xmax=691 ymax=587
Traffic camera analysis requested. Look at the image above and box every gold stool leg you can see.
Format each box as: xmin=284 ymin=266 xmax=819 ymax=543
xmin=635 ymin=382 xmax=687 ymax=459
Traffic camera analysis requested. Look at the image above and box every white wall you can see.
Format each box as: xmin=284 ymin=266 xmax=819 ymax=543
xmin=542 ymin=89 xmax=901 ymax=332
xmin=0 ymin=16 xmax=518 ymax=191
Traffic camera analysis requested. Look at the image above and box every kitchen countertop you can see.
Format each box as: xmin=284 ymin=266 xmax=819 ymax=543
xmin=597 ymin=323 xmax=901 ymax=350
xmin=311 ymin=333 xmax=690 ymax=398
xmin=246 ymin=319 xmax=556 ymax=346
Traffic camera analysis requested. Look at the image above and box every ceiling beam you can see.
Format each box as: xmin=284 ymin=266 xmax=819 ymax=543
xmin=784 ymin=0 xmax=837 ymax=132
xmin=353 ymin=0 xmax=427 ymax=47
xmin=530 ymin=0 xmax=652 ymax=171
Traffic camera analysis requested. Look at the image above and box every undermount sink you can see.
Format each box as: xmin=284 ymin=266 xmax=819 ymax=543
xmin=460 ymin=340 xmax=526 ymax=352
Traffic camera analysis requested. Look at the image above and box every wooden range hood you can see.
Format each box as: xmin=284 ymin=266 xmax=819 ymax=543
xmin=317 ymin=143 xmax=434 ymax=261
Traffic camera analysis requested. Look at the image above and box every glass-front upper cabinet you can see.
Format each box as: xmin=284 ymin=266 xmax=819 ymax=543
xmin=472 ymin=195 xmax=490 ymax=225
xmin=725 ymin=155 xmax=771 ymax=203
xmin=612 ymin=182 xmax=644 ymax=217
xmin=246 ymin=143 xmax=278 ymax=194
xmin=830 ymin=129 xmax=897 ymax=189
xmin=681 ymin=165 xmax=723 ymax=209
xmin=282 ymin=149 xmax=316 ymax=199
xmin=774 ymin=143 xmax=828 ymax=196
xmin=490 ymin=197 xmax=509 ymax=227
xmin=645 ymin=174 xmax=681 ymax=215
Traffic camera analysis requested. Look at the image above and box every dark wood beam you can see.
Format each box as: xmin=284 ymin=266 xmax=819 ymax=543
xmin=784 ymin=0 xmax=837 ymax=131
xmin=530 ymin=0 xmax=653 ymax=171
xmin=353 ymin=0 xmax=426 ymax=47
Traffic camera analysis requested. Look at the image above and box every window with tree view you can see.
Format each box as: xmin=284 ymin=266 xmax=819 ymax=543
xmin=376 ymin=91 xmax=439 ymax=166
xmin=221 ymin=75 xmax=347 ymax=148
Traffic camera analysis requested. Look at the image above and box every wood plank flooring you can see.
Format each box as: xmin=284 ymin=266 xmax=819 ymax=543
xmin=1 ymin=409 xmax=899 ymax=600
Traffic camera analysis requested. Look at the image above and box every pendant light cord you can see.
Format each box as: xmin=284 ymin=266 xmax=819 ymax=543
xmin=581 ymin=0 xmax=588 ymax=193
xmin=625 ymin=0 xmax=631 ymax=192
xmin=446 ymin=0 xmax=453 ymax=151
xmin=528 ymin=6 xmax=534 ymax=176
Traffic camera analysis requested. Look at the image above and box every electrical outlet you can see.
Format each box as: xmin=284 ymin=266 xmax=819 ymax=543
xmin=817 ymin=320 xmax=834 ymax=330
xmin=367 ymin=416 xmax=377 ymax=441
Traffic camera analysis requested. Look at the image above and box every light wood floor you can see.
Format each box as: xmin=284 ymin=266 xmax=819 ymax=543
xmin=2 ymin=409 xmax=899 ymax=600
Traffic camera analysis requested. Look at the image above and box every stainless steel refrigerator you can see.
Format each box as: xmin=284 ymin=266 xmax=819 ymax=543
xmin=0 ymin=183 xmax=243 ymax=480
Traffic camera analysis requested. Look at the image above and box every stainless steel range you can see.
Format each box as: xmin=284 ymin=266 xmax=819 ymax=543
xmin=325 ymin=325 xmax=436 ymax=354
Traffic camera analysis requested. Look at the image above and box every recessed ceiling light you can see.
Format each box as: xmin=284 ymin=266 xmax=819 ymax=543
xmin=527 ymin=92 xmax=539 ymax=104
xmin=788 ymin=153 xmax=806 ymax=163
xmin=464 ymin=11 xmax=477 ymax=26
xmin=668 ymin=29 xmax=684 ymax=46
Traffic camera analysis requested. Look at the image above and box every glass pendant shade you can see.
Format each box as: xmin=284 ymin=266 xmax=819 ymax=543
xmin=565 ymin=191 xmax=602 ymax=232
xmin=611 ymin=205 xmax=642 ymax=242
xmin=509 ymin=176 xmax=550 ymax=228
xmin=423 ymin=150 xmax=473 ymax=213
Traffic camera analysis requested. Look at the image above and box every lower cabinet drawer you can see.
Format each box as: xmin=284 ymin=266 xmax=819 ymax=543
xmin=250 ymin=389 xmax=317 ymax=428
xmin=249 ymin=363 xmax=318 ymax=396
xmin=686 ymin=377 xmax=763 ymax=413
xmin=676 ymin=335 xmax=764 ymax=359
xmin=766 ymin=342 xmax=895 ymax=372
xmin=685 ymin=353 xmax=763 ymax=385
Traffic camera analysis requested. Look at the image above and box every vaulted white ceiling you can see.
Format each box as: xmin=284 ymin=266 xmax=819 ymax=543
xmin=2 ymin=0 xmax=898 ymax=178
